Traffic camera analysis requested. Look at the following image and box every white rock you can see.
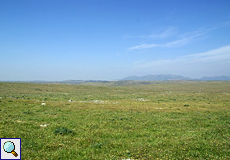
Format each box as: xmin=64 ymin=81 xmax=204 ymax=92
xmin=40 ymin=124 xmax=47 ymax=127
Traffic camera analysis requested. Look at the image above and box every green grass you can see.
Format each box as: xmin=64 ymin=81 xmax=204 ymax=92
xmin=0 ymin=81 xmax=229 ymax=159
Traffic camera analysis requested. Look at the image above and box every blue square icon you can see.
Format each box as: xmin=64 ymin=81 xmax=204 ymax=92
xmin=0 ymin=138 xmax=21 ymax=160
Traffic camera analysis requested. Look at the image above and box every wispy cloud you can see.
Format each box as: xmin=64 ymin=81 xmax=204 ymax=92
xmin=202 ymin=21 xmax=230 ymax=32
xmin=181 ymin=45 xmax=230 ymax=62
xmin=148 ymin=26 xmax=177 ymax=39
xmin=129 ymin=43 xmax=159 ymax=50
xmin=163 ymin=30 xmax=204 ymax=47
xmin=128 ymin=21 xmax=230 ymax=50
xmin=131 ymin=45 xmax=230 ymax=77
xmin=129 ymin=29 xmax=204 ymax=50
xmin=124 ymin=26 xmax=177 ymax=39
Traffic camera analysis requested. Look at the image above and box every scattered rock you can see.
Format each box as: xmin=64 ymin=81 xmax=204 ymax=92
xmin=80 ymin=100 xmax=108 ymax=104
xmin=137 ymin=98 xmax=147 ymax=101
xmin=40 ymin=124 xmax=48 ymax=127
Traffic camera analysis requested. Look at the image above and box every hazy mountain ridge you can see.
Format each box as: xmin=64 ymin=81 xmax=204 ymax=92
xmin=2 ymin=80 xmax=110 ymax=84
xmin=122 ymin=74 xmax=192 ymax=81
xmin=1 ymin=75 xmax=230 ymax=84
xmin=199 ymin=76 xmax=230 ymax=81
xmin=122 ymin=74 xmax=230 ymax=81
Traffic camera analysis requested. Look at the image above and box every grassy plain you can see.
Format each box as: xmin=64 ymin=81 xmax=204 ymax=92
xmin=0 ymin=81 xmax=229 ymax=159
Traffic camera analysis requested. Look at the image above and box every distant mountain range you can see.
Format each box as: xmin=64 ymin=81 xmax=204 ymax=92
xmin=25 ymin=80 xmax=110 ymax=84
xmin=2 ymin=75 xmax=230 ymax=84
xmin=198 ymin=76 xmax=230 ymax=81
xmin=122 ymin=74 xmax=230 ymax=81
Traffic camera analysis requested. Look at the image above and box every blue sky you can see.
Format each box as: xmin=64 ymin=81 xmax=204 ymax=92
xmin=1 ymin=0 xmax=230 ymax=81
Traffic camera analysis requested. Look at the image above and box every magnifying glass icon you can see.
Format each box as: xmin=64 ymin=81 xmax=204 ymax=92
xmin=3 ymin=141 xmax=18 ymax=157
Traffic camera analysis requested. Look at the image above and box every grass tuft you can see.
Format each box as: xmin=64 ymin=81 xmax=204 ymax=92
xmin=53 ymin=127 xmax=75 ymax=135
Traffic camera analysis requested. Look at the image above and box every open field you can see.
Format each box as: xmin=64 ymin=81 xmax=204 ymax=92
xmin=0 ymin=81 xmax=229 ymax=159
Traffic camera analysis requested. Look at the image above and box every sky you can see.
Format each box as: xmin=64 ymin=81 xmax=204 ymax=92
xmin=1 ymin=0 xmax=230 ymax=81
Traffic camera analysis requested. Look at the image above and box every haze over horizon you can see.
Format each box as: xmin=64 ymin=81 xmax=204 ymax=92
xmin=1 ymin=0 xmax=230 ymax=81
